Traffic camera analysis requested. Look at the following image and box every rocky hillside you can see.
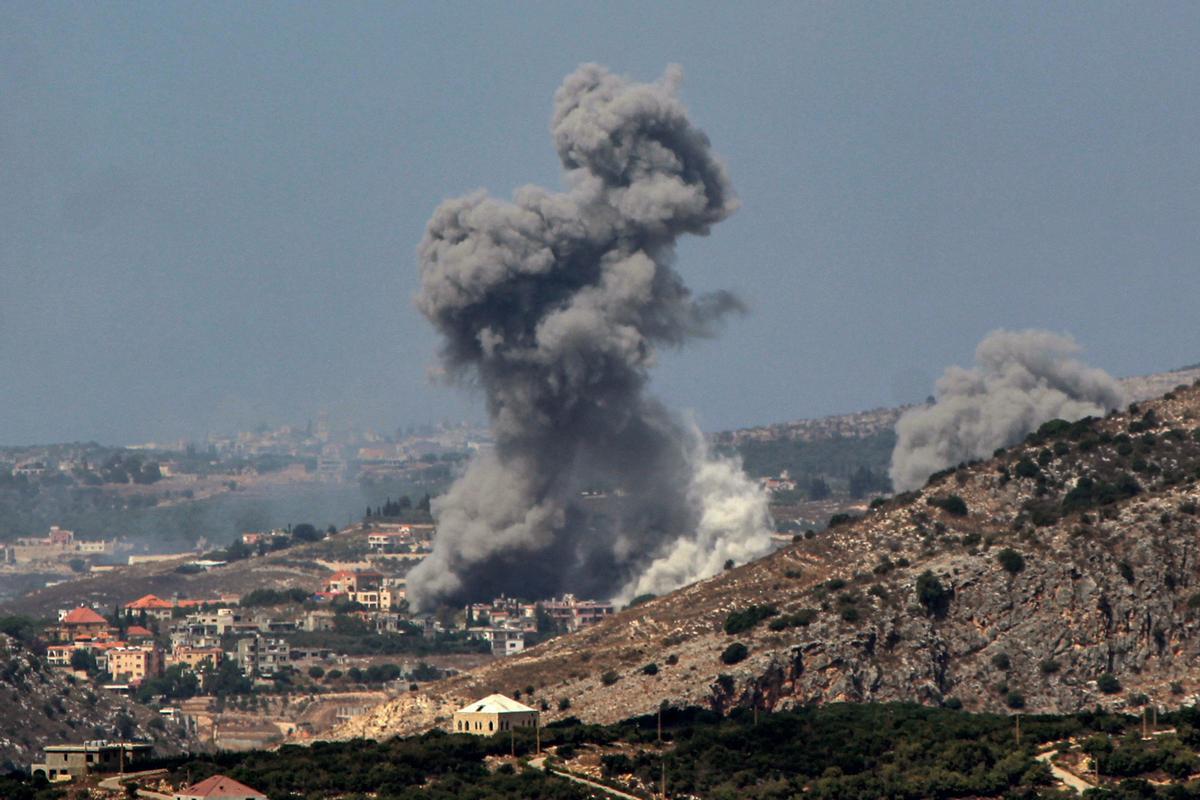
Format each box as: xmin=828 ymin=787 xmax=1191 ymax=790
xmin=0 ymin=633 xmax=195 ymax=771
xmin=334 ymin=376 xmax=1200 ymax=740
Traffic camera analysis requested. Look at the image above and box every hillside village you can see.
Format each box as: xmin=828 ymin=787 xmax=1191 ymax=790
xmin=6 ymin=368 xmax=1200 ymax=797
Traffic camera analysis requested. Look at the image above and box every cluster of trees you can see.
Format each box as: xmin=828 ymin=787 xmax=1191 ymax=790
xmin=162 ymin=732 xmax=588 ymax=800
xmin=130 ymin=703 xmax=1200 ymax=800
xmin=288 ymin=624 xmax=490 ymax=657
xmin=366 ymin=495 xmax=433 ymax=519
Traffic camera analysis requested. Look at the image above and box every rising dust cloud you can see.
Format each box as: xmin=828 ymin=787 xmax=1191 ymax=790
xmin=405 ymin=64 xmax=773 ymax=611
xmin=890 ymin=329 xmax=1125 ymax=492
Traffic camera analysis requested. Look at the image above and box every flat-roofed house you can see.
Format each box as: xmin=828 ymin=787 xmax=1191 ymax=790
xmin=30 ymin=741 xmax=153 ymax=780
xmin=174 ymin=774 xmax=267 ymax=800
xmin=107 ymin=645 xmax=163 ymax=685
xmin=452 ymin=693 xmax=538 ymax=735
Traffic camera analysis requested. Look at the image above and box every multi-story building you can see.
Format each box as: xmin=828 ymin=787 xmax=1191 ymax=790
xmin=51 ymin=606 xmax=113 ymax=643
xmin=168 ymin=645 xmax=223 ymax=671
xmin=236 ymin=636 xmax=290 ymax=677
xmin=106 ymin=645 xmax=163 ymax=685
xmin=323 ymin=569 xmax=384 ymax=595
xmin=468 ymin=626 xmax=525 ymax=656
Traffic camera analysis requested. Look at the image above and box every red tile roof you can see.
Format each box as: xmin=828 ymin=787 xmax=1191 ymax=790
xmin=125 ymin=625 xmax=154 ymax=637
xmin=177 ymin=774 xmax=266 ymax=799
xmin=125 ymin=594 xmax=173 ymax=609
xmin=62 ymin=607 xmax=107 ymax=625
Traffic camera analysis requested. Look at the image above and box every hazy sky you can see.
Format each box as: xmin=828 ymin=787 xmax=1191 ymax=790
xmin=3 ymin=3 xmax=1198 ymax=446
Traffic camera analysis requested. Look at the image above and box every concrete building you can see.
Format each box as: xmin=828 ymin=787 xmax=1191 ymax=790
xmin=169 ymin=645 xmax=223 ymax=671
xmin=107 ymin=645 xmax=163 ymax=685
xmin=123 ymin=594 xmax=176 ymax=621
xmin=30 ymin=741 xmax=153 ymax=780
xmin=52 ymin=606 xmax=112 ymax=642
xmin=174 ymin=774 xmax=267 ymax=800
xmin=236 ymin=635 xmax=290 ymax=677
xmin=468 ymin=626 xmax=525 ymax=656
xmin=452 ymin=693 xmax=538 ymax=735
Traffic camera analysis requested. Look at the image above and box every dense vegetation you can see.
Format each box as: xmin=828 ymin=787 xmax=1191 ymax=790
xmin=17 ymin=702 xmax=1200 ymax=798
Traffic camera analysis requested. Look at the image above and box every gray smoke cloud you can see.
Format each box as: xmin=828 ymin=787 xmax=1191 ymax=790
xmin=889 ymin=329 xmax=1125 ymax=492
xmin=405 ymin=64 xmax=772 ymax=610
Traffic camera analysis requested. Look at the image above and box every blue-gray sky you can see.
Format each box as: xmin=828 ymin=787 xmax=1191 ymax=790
xmin=3 ymin=2 xmax=1198 ymax=445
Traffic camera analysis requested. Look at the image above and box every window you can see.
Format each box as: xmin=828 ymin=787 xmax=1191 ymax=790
xmin=488 ymin=721 xmax=493 ymax=731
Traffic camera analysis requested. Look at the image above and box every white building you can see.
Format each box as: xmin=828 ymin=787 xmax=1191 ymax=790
xmin=452 ymin=694 xmax=538 ymax=735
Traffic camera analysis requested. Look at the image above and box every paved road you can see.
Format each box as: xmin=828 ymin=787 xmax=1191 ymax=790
xmin=528 ymin=756 xmax=644 ymax=800
xmin=96 ymin=769 xmax=172 ymax=800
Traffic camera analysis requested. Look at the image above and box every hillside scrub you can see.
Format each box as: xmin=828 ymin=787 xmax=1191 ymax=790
xmin=723 ymin=604 xmax=778 ymax=635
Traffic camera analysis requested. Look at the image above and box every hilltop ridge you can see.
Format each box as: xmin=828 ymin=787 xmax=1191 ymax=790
xmin=335 ymin=375 xmax=1200 ymax=740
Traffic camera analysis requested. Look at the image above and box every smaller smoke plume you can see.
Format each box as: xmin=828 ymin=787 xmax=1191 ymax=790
xmin=890 ymin=329 xmax=1125 ymax=491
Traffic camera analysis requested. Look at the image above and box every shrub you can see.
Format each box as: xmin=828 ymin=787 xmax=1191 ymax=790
xmin=840 ymin=607 xmax=860 ymax=623
xmin=558 ymin=697 xmax=571 ymax=711
xmin=626 ymin=593 xmax=657 ymax=608
xmin=665 ymin=654 xmax=678 ymax=666
xmin=1015 ymin=457 xmax=1041 ymax=479
xmin=826 ymin=578 xmax=847 ymax=591
xmin=642 ymin=663 xmax=658 ymax=676
xmin=929 ymin=495 xmax=968 ymax=517
xmin=916 ymin=571 xmax=950 ymax=617
xmin=943 ymin=697 xmax=963 ymax=710
xmin=307 ymin=666 xmax=325 ymax=679
xmin=720 ymin=643 xmax=749 ymax=665
xmin=1040 ymin=658 xmax=1061 ymax=674
xmin=1118 ymin=562 xmax=1135 ymax=583
xmin=1005 ymin=691 xmax=1025 ymax=709
xmin=723 ymin=604 xmax=779 ymax=635
xmin=1097 ymin=673 xmax=1122 ymax=694
xmin=991 ymin=653 xmax=1011 ymax=671
xmin=996 ymin=548 xmax=1025 ymax=575
xmin=600 ymin=670 xmax=620 ymax=686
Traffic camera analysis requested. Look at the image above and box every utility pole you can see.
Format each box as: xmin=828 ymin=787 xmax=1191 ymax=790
xmin=510 ymin=727 xmax=515 ymax=758
xmin=1014 ymin=713 xmax=1020 ymax=746
xmin=1142 ymin=707 xmax=1148 ymax=739
xmin=661 ymin=758 xmax=667 ymax=799
xmin=657 ymin=705 xmax=662 ymax=743
xmin=536 ymin=717 xmax=541 ymax=756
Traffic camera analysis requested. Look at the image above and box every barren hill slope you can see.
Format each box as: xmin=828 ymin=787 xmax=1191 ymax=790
xmin=335 ymin=377 xmax=1200 ymax=740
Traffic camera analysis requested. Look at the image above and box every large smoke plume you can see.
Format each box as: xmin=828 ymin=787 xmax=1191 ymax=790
xmin=889 ymin=329 xmax=1125 ymax=492
xmin=406 ymin=64 xmax=772 ymax=610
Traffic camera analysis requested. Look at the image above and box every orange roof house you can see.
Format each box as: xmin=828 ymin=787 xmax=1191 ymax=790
xmin=126 ymin=594 xmax=174 ymax=609
xmin=125 ymin=625 xmax=155 ymax=639
xmin=174 ymin=774 xmax=266 ymax=800
xmin=63 ymin=607 xmax=107 ymax=625
xmin=53 ymin=606 xmax=113 ymax=643
xmin=124 ymin=594 xmax=175 ymax=620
